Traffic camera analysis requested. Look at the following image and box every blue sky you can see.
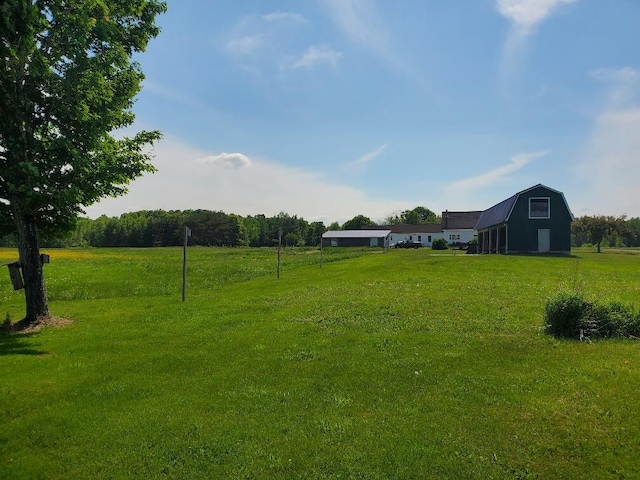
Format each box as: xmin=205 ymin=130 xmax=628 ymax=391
xmin=87 ymin=0 xmax=640 ymax=224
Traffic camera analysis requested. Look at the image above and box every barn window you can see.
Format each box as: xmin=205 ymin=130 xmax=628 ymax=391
xmin=529 ymin=198 xmax=550 ymax=218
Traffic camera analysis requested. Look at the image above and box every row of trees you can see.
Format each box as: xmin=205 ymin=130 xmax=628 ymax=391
xmin=1 ymin=210 xmax=325 ymax=248
xmin=572 ymin=215 xmax=640 ymax=252
xmin=0 ymin=206 xmax=442 ymax=248
xmin=3 ymin=211 xmax=638 ymax=250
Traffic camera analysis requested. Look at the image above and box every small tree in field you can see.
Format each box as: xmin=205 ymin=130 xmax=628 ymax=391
xmin=0 ymin=1 xmax=166 ymax=326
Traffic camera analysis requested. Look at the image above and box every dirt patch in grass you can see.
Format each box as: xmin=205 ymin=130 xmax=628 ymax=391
xmin=3 ymin=316 xmax=74 ymax=334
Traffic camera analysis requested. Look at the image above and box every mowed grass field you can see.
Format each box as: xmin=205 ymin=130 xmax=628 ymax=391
xmin=1 ymin=246 xmax=639 ymax=479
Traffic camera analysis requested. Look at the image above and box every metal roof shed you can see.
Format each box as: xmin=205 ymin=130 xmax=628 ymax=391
xmin=322 ymin=230 xmax=391 ymax=248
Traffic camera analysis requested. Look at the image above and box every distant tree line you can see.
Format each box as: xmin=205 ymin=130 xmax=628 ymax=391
xmin=0 ymin=210 xmax=326 ymax=248
xmin=0 ymin=206 xmax=443 ymax=248
xmin=572 ymin=215 xmax=640 ymax=251
xmin=2 ymin=210 xmax=638 ymax=250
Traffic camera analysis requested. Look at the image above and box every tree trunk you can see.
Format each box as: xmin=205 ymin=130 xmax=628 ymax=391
xmin=11 ymin=201 xmax=50 ymax=323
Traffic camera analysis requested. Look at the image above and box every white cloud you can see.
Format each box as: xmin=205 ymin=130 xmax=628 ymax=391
xmin=84 ymin=138 xmax=413 ymax=224
xmin=449 ymin=150 xmax=550 ymax=191
xmin=261 ymin=12 xmax=307 ymax=24
xmin=496 ymin=0 xmax=577 ymax=33
xmin=292 ymin=45 xmax=343 ymax=69
xmin=197 ymin=152 xmax=252 ymax=169
xmin=225 ymin=34 xmax=264 ymax=56
xmin=573 ymin=67 xmax=640 ymax=216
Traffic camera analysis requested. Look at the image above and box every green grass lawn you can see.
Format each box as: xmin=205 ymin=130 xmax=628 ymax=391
xmin=1 ymin=247 xmax=639 ymax=479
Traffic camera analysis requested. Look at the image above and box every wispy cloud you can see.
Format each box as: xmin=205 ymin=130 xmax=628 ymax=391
xmin=322 ymin=0 xmax=389 ymax=55
xmin=574 ymin=67 xmax=640 ymax=216
xmin=261 ymin=12 xmax=307 ymax=24
xmin=449 ymin=150 xmax=550 ymax=191
xmin=497 ymin=0 xmax=578 ymax=91
xmin=292 ymin=45 xmax=343 ymax=69
xmin=342 ymin=144 xmax=388 ymax=174
xmin=222 ymin=11 xmax=341 ymax=75
xmin=322 ymin=0 xmax=420 ymax=82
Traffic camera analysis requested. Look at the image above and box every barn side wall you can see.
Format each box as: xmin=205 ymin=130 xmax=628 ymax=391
xmin=507 ymin=186 xmax=572 ymax=253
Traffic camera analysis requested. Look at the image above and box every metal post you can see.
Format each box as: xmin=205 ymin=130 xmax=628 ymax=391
xmin=182 ymin=226 xmax=191 ymax=302
xmin=277 ymin=229 xmax=282 ymax=280
xmin=320 ymin=235 xmax=323 ymax=268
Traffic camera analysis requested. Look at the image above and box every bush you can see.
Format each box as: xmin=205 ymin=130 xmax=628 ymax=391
xmin=545 ymin=291 xmax=640 ymax=340
xmin=544 ymin=291 xmax=588 ymax=339
xmin=431 ymin=238 xmax=449 ymax=250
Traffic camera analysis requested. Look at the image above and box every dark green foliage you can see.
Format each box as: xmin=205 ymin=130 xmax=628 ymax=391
xmin=30 ymin=209 xmax=327 ymax=248
xmin=431 ymin=238 xmax=449 ymax=250
xmin=384 ymin=206 xmax=438 ymax=225
xmin=544 ymin=291 xmax=588 ymax=339
xmin=580 ymin=301 xmax=640 ymax=339
xmin=341 ymin=214 xmax=375 ymax=230
xmin=545 ymin=291 xmax=640 ymax=340
xmin=0 ymin=0 xmax=166 ymax=321
xmin=571 ymin=215 xmax=631 ymax=251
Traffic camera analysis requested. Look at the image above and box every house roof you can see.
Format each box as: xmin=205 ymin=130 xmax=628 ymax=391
xmin=322 ymin=230 xmax=391 ymax=239
xmin=441 ymin=211 xmax=482 ymax=230
xmin=372 ymin=224 xmax=442 ymax=234
xmin=474 ymin=184 xmax=572 ymax=230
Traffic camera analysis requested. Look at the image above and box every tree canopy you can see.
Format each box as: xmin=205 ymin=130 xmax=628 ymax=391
xmin=572 ymin=215 xmax=629 ymax=253
xmin=341 ymin=214 xmax=376 ymax=230
xmin=0 ymin=0 xmax=166 ymax=324
xmin=384 ymin=206 xmax=438 ymax=225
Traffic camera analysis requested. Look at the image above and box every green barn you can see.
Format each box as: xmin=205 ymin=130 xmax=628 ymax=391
xmin=475 ymin=184 xmax=573 ymax=254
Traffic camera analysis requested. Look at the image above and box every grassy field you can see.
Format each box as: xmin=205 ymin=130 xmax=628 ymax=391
xmin=1 ymin=246 xmax=639 ymax=479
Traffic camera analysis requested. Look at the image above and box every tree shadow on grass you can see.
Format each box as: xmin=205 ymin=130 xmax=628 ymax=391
xmin=0 ymin=332 xmax=47 ymax=356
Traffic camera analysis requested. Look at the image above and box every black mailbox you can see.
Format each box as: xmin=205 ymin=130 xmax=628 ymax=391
xmin=6 ymin=262 xmax=24 ymax=290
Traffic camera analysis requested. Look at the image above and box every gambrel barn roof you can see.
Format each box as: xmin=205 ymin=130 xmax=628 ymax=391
xmin=475 ymin=184 xmax=573 ymax=231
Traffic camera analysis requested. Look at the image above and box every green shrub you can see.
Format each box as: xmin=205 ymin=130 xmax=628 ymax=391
xmin=432 ymin=238 xmax=449 ymax=250
xmin=580 ymin=301 xmax=637 ymax=339
xmin=544 ymin=291 xmax=588 ymax=339
xmin=545 ymin=291 xmax=640 ymax=340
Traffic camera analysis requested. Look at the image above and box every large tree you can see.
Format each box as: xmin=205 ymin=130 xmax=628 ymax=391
xmin=342 ymin=214 xmax=376 ymax=230
xmin=383 ymin=206 xmax=438 ymax=225
xmin=0 ymin=0 xmax=166 ymax=325
xmin=572 ymin=215 xmax=628 ymax=253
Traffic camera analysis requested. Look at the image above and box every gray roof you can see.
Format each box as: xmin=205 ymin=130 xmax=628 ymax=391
xmin=322 ymin=229 xmax=391 ymax=239
xmin=441 ymin=211 xmax=483 ymax=230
